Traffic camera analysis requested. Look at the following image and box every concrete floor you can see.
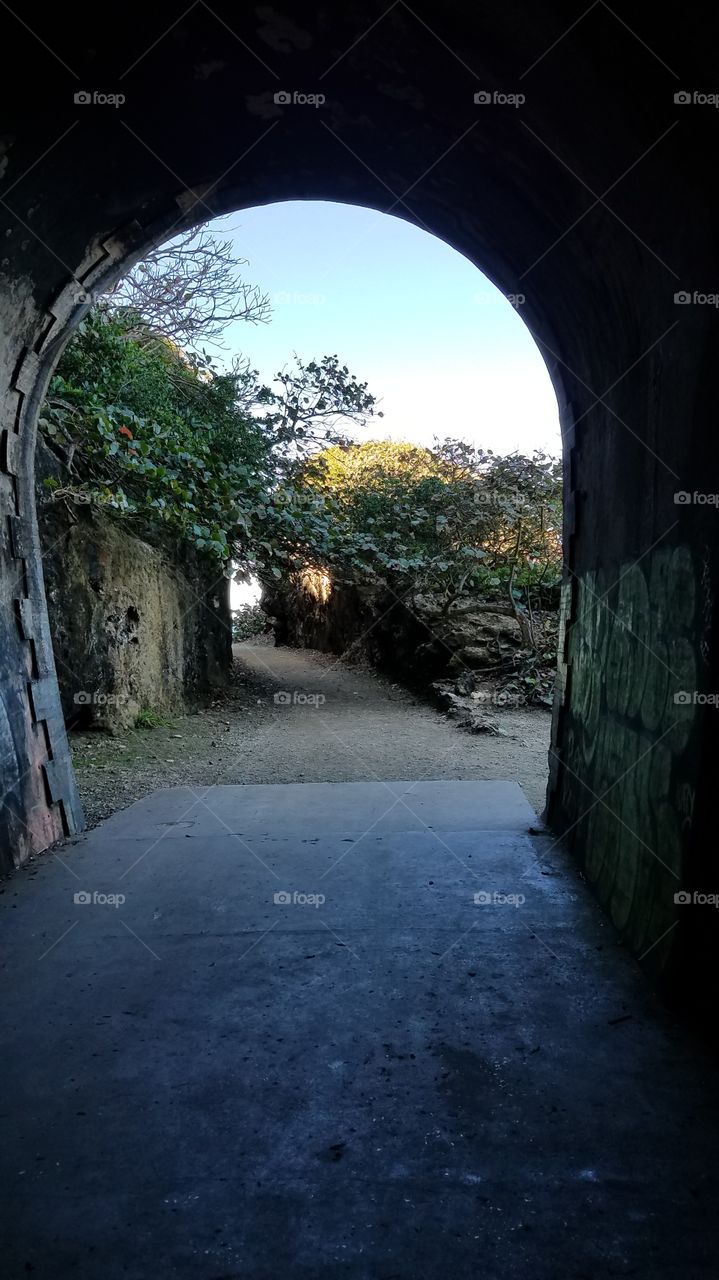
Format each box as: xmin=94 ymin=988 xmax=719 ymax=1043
xmin=1 ymin=780 xmax=718 ymax=1278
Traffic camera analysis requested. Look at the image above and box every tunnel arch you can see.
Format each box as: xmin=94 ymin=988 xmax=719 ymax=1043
xmin=29 ymin=179 xmax=577 ymax=443
xmin=1 ymin=1 xmax=718 ymax=1000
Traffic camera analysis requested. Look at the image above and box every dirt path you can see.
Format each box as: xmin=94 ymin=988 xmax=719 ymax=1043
xmin=72 ymin=640 xmax=552 ymax=826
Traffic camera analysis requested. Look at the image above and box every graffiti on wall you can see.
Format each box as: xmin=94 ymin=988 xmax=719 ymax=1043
xmin=557 ymin=545 xmax=697 ymax=970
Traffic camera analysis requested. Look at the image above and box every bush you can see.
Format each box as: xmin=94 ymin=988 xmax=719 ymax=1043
xmin=280 ymin=438 xmax=563 ymax=615
xmin=232 ymin=604 xmax=269 ymax=641
xmin=39 ymin=310 xmax=381 ymax=573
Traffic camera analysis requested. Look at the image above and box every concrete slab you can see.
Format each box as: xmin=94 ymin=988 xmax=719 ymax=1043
xmin=94 ymin=779 xmax=537 ymax=840
xmin=1 ymin=781 xmax=718 ymax=1278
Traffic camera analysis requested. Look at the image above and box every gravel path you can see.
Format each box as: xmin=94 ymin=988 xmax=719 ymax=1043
xmin=72 ymin=640 xmax=552 ymax=826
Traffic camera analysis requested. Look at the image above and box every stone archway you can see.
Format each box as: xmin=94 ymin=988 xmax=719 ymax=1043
xmin=1 ymin=2 xmax=717 ymax=996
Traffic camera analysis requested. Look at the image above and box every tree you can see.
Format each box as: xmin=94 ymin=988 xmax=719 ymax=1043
xmin=39 ymin=309 xmax=382 ymax=571
xmin=107 ymin=223 xmax=271 ymax=348
xmin=303 ymin=439 xmax=438 ymax=494
xmin=268 ymin=437 xmax=562 ymax=616
xmin=261 ymin=355 xmax=383 ymax=455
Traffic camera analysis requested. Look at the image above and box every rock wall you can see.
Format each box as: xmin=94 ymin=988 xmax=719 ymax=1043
xmin=263 ymin=571 xmax=523 ymax=686
xmin=37 ymin=442 xmax=231 ymax=732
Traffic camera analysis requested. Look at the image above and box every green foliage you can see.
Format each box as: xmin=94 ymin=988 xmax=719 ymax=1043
xmin=272 ymin=438 xmax=563 ymax=616
xmin=40 ymin=308 xmax=380 ymax=568
xmin=232 ymin=603 xmax=268 ymax=641
xmin=135 ymin=708 xmax=173 ymax=730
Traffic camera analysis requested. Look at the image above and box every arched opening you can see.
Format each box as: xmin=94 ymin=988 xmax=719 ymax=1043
xmin=40 ymin=197 xmax=563 ymax=819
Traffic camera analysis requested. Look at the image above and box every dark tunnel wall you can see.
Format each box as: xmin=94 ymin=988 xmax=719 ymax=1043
xmin=1 ymin=2 xmax=719 ymax=998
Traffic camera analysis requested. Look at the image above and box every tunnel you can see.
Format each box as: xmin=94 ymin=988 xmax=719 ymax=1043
xmin=0 ymin=1 xmax=718 ymax=1010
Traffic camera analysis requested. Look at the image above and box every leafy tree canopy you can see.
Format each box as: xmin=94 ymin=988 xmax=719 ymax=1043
xmin=40 ymin=307 xmax=380 ymax=569
xmin=276 ymin=437 xmax=562 ymax=615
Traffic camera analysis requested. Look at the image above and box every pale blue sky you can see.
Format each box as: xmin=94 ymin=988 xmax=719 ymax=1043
xmin=213 ymin=201 xmax=561 ymax=457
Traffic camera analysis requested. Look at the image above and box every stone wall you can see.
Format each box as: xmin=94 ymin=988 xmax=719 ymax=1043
xmin=37 ymin=441 xmax=231 ymax=733
xmin=263 ymin=571 xmax=523 ymax=686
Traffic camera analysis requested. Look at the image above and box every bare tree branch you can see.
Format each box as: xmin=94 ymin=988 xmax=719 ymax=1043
xmin=107 ymin=223 xmax=271 ymax=347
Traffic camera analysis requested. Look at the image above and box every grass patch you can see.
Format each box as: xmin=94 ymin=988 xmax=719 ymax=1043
xmin=135 ymin=708 xmax=174 ymax=730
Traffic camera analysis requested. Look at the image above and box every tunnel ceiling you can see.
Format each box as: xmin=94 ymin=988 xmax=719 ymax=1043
xmin=1 ymin=0 xmax=714 ymax=402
